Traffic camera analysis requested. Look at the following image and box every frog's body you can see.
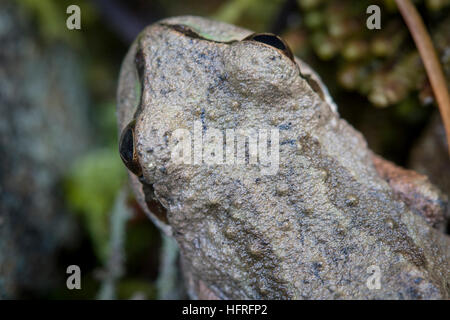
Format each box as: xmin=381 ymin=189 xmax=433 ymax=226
xmin=117 ymin=16 xmax=449 ymax=299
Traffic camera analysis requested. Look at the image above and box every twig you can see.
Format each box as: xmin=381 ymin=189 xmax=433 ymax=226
xmin=395 ymin=0 xmax=450 ymax=156
xmin=97 ymin=187 xmax=131 ymax=300
xmin=156 ymin=235 xmax=184 ymax=299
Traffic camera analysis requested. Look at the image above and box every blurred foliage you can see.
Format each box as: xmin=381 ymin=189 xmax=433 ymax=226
xmin=116 ymin=279 xmax=156 ymax=300
xmin=213 ymin=0 xmax=285 ymax=30
xmin=16 ymin=0 xmax=97 ymax=46
xmin=64 ymin=148 xmax=127 ymax=262
xmin=264 ymin=0 xmax=449 ymax=162
xmin=280 ymin=0 xmax=450 ymax=108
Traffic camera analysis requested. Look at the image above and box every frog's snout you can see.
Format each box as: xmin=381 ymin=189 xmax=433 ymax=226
xmin=119 ymin=120 xmax=142 ymax=177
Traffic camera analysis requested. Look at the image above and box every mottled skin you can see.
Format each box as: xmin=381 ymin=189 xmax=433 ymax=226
xmin=117 ymin=16 xmax=450 ymax=299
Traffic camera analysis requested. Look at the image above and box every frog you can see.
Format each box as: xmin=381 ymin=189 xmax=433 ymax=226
xmin=116 ymin=16 xmax=450 ymax=299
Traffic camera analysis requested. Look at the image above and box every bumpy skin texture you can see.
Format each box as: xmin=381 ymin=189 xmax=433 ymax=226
xmin=117 ymin=16 xmax=450 ymax=299
xmin=372 ymin=154 xmax=448 ymax=231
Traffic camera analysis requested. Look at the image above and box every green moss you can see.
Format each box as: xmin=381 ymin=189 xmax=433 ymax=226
xmin=64 ymin=148 xmax=127 ymax=262
xmin=213 ymin=0 xmax=284 ymax=31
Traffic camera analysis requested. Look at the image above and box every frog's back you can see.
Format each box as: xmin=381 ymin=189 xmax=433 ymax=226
xmin=117 ymin=16 xmax=450 ymax=299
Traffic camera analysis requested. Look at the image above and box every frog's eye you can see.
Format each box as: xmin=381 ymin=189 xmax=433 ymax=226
xmin=119 ymin=120 xmax=142 ymax=176
xmin=243 ymin=33 xmax=294 ymax=62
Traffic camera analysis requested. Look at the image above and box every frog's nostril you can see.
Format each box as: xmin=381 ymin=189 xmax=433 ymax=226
xmin=244 ymin=33 xmax=294 ymax=62
xmin=135 ymin=49 xmax=145 ymax=81
xmin=119 ymin=120 xmax=142 ymax=176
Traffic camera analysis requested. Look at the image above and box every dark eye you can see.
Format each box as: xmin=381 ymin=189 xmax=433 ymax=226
xmin=119 ymin=120 xmax=142 ymax=176
xmin=244 ymin=33 xmax=294 ymax=61
xmin=166 ymin=24 xmax=201 ymax=39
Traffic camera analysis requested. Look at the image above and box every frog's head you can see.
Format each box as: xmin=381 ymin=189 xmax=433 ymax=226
xmin=118 ymin=21 xmax=307 ymax=169
xmin=117 ymin=16 xmax=331 ymax=234
xmin=152 ymin=16 xmax=316 ymax=103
